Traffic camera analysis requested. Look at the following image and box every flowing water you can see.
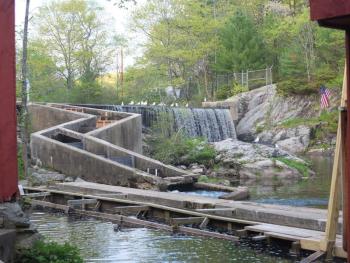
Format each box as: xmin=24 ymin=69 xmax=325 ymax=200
xmin=31 ymin=212 xmax=296 ymax=263
xmin=82 ymin=104 xmax=236 ymax=142
xmin=30 ymin=156 xmax=340 ymax=262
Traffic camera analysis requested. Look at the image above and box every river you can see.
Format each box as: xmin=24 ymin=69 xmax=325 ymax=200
xmin=30 ymin=155 xmax=338 ymax=262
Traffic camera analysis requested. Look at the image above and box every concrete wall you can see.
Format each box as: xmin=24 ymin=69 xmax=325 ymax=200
xmin=202 ymin=100 xmax=239 ymax=122
xmin=30 ymin=103 xmax=194 ymax=190
xmin=28 ymin=104 xmax=86 ymax=132
xmin=31 ymin=134 xmax=142 ymax=187
xmin=89 ymin=115 xmax=143 ymax=154
xmin=83 ymin=136 xmax=186 ymax=178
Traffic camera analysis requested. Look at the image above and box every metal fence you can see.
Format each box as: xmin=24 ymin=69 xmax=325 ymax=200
xmin=215 ymin=66 xmax=273 ymax=90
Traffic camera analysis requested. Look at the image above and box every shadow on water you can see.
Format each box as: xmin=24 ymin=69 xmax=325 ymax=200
xmin=243 ymin=155 xmax=333 ymax=208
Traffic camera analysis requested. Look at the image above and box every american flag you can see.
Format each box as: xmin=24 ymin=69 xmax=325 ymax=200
xmin=320 ymin=86 xmax=331 ymax=109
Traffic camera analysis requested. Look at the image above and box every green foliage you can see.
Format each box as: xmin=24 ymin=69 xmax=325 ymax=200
xmin=149 ymin=133 xmax=216 ymax=167
xmin=17 ymin=145 xmax=25 ymax=180
xmin=279 ymin=110 xmax=338 ymax=134
xmin=275 ymin=157 xmax=310 ymax=178
xmin=16 ymin=241 xmax=83 ymax=263
xmin=216 ymin=85 xmax=233 ymax=100
xmin=232 ymin=83 xmax=249 ymax=96
xmin=216 ymin=10 xmax=267 ymax=73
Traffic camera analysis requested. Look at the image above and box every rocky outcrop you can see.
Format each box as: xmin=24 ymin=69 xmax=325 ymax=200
xmin=229 ymin=85 xmax=317 ymax=141
xmin=212 ymin=139 xmax=313 ymax=180
xmin=258 ymin=125 xmax=311 ymax=154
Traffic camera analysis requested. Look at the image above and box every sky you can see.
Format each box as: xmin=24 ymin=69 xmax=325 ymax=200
xmin=15 ymin=0 xmax=147 ymax=67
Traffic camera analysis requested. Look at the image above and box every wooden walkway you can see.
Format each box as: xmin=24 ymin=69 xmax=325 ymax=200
xmin=23 ymin=183 xmax=347 ymax=261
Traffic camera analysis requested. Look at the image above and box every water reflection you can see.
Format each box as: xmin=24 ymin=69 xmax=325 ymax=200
xmin=244 ymin=155 xmax=333 ymax=208
xmin=31 ymin=212 xmax=293 ymax=263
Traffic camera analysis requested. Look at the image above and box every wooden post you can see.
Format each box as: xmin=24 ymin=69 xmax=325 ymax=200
xmin=0 ymin=0 xmax=18 ymax=202
xmin=321 ymin=65 xmax=347 ymax=258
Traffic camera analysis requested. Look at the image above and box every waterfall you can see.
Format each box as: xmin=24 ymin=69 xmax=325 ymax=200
xmin=90 ymin=104 xmax=237 ymax=142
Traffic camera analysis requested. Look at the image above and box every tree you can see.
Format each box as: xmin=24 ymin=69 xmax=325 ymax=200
xmin=216 ymin=11 xmax=267 ymax=73
xmin=131 ymin=0 xmax=219 ymax=100
xmin=35 ymin=0 xmax=116 ymax=91
xmin=20 ymin=0 xmax=30 ymax=179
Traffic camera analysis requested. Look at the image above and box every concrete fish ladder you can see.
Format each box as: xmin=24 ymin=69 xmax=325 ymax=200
xmin=29 ymin=103 xmax=198 ymax=190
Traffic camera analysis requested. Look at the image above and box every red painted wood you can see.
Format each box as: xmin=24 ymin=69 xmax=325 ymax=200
xmin=310 ymin=0 xmax=350 ymax=21
xmin=0 ymin=0 xmax=18 ymax=202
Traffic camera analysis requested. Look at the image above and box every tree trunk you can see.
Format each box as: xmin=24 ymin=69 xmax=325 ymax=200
xmin=20 ymin=0 xmax=30 ymax=179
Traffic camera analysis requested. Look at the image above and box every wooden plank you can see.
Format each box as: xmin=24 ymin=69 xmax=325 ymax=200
xmin=195 ymin=208 xmax=237 ymax=212
xmin=114 ymin=205 xmax=149 ymax=214
xmin=199 ymin=217 xmax=209 ymax=229
xmin=22 ymin=187 xmax=259 ymax=226
xmin=170 ymin=217 xmax=206 ymax=226
xmin=252 ymin=235 xmax=267 ymax=241
xmin=178 ymin=226 xmax=239 ymax=241
xmin=245 ymin=224 xmax=318 ymax=238
xmin=24 ymin=192 xmax=51 ymax=198
xmin=300 ymin=251 xmax=325 ymax=263
xmin=321 ymin=64 xmax=347 ymax=256
xmin=264 ymin=231 xmax=300 ymax=242
xmin=67 ymin=199 xmax=98 ymax=206
xmin=30 ymin=200 xmax=70 ymax=213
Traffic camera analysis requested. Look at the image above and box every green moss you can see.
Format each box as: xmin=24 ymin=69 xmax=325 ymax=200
xmin=275 ymin=157 xmax=310 ymax=178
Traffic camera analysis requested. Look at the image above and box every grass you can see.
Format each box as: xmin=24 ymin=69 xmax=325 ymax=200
xmin=274 ymin=157 xmax=311 ymax=178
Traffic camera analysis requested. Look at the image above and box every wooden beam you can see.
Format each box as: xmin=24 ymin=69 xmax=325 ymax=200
xmin=24 ymin=192 xmax=51 ymax=198
xmin=321 ymin=64 xmax=347 ymax=257
xmin=31 ymin=200 xmax=70 ymax=213
xmin=170 ymin=217 xmax=206 ymax=226
xmin=300 ymin=251 xmax=325 ymax=263
xmin=199 ymin=217 xmax=209 ymax=230
xmin=178 ymin=226 xmax=239 ymax=241
xmin=67 ymin=199 xmax=98 ymax=207
xmin=114 ymin=205 xmax=149 ymax=214
xmin=252 ymin=235 xmax=267 ymax=241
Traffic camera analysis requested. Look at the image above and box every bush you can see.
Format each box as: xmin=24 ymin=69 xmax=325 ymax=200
xmin=216 ymin=85 xmax=233 ymax=100
xmin=150 ymin=133 xmax=216 ymax=167
xmin=232 ymin=83 xmax=249 ymax=96
xmin=17 ymin=241 xmax=83 ymax=263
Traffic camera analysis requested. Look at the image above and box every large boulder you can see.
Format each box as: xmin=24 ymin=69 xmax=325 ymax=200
xmin=258 ymin=125 xmax=311 ymax=154
xmin=212 ymin=139 xmax=313 ymax=180
xmin=226 ymin=85 xmax=318 ymax=145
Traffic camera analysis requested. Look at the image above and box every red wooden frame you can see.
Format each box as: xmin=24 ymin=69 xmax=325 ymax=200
xmin=0 ymin=0 xmax=18 ymax=202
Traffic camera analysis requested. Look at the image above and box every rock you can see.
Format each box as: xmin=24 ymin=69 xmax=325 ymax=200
xmin=225 ymin=85 xmax=325 ymax=147
xmin=0 ymin=203 xmax=30 ymax=228
xmin=219 ymin=187 xmax=249 ymax=201
xmin=258 ymin=125 xmax=311 ymax=154
xmin=191 ymin=168 xmax=204 ymax=174
xmin=29 ymin=171 xmax=66 ymax=186
xmin=212 ymin=139 xmax=312 ymax=180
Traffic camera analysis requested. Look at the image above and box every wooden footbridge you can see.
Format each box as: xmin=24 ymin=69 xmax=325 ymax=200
xmin=23 ymin=182 xmax=346 ymax=262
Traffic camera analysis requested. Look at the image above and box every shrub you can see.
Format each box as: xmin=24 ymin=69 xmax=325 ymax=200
xmin=216 ymin=85 xmax=233 ymax=100
xmin=150 ymin=133 xmax=216 ymax=167
xmin=232 ymin=83 xmax=249 ymax=96
xmin=17 ymin=241 xmax=83 ymax=263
